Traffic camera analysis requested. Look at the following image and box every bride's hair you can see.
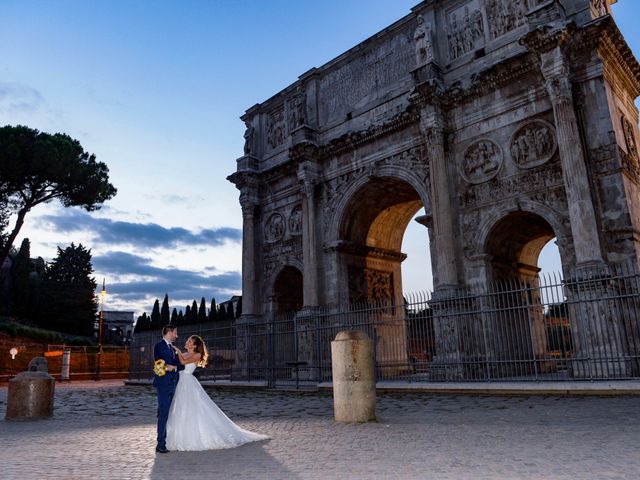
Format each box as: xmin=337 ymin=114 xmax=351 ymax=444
xmin=189 ymin=335 xmax=209 ymax=367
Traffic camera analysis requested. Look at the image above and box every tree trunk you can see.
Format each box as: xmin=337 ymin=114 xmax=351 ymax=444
xmin=0 ymin=207 xmax=29 ymax=268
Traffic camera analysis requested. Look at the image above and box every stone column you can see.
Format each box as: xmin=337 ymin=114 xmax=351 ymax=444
xmin=421 ymin=122 xmax=458 ymax=288
xmin=540 ymin=47 xmax=603 ymax=266
xmin=239 ymin=191 xmax=259 ymax=316
xmin=298 ymin=162 xmax=320 ymax=307
xmin=417 ymin=101 xmax=465 ymax=379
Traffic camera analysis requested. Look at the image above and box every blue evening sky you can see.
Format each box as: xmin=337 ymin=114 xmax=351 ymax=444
xmin=1 ymin=1 xmax=638 ymax=315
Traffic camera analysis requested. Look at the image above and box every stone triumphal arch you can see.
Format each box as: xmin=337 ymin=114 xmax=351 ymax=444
xmin=229 ymin=0 xmax=640 ymax=378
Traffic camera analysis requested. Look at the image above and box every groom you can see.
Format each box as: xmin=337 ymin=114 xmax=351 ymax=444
xmin=153 ymin=325 xmax=183 ymax=453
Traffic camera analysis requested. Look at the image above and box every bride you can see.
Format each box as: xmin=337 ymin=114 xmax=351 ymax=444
xmin=166 ymin=335 xmax=269 ymax=451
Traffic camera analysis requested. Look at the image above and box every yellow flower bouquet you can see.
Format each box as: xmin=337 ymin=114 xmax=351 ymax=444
xmin=154 ymin=359 xmax=167 ymax=376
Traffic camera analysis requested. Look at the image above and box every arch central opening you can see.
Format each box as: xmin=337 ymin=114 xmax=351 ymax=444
xmin=486 ymin=211 xmax=557 ymax=282
xmin=484 ymin=211 xmax=567 ymax=375
xmin=340 ymin=177 xmax=428 ymax=304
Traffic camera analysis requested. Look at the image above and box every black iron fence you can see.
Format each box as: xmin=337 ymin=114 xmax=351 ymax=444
xmin=130 ymin=265 xmax=640 ymax=387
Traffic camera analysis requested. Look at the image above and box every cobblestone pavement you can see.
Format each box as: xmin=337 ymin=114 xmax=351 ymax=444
xmin=1 ymin=381 xmax=639 ymax=480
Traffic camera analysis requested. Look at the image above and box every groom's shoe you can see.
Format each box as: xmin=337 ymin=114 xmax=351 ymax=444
xmin=156 ymin=446 xmax=169 ymax=454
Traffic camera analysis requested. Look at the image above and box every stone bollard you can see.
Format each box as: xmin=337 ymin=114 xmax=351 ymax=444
xmin=331 ymin=330 xmax=376 ymax=422
xmin=6 ymin=370 xmax=56 ymax=421
xmin=61 ymin=349 xmax=71 ymax=381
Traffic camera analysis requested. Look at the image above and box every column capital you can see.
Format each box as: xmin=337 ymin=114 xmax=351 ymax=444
xmin=410 ymin=79 xmax=446 ymax=110
xmin=297 ymin=161 xmax=321 ymax=199
xmin=421 ymin=125 xmax=445 ymax=147
xmin=240 ymin=194 xmax=258 ymax=219
xmin=228 ymin=170 xmax=259 ymax=191
xmin=289 ymin=141 xmax=320 ymax=163
xmin=538 ymin=47 xmax=573 ymax=104
xmin=544 ymin=73 xmax=573 ymax=104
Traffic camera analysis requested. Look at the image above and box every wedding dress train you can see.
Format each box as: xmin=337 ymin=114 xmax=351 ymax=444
xmin=166 ymin=363 xmax=268 ymax=451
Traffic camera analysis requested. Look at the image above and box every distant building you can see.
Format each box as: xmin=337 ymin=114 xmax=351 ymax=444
xmin=219 ymin=296 xmax=241 ymax=319
xmin=102 ymin=311 xmax=135 ymax=344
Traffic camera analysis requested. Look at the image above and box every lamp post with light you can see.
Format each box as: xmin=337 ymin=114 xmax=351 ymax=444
xmin=95 ymin=279 xmax=106 ymax=381
xmin=9 ymin=347 xmax=18 ymax=379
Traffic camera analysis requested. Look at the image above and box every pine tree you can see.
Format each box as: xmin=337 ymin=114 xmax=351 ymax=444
xmin=209 ymin=298 xmax=218 ymax=322
xmin=150 ymin=299 xmax=161 ymax=330
xmin=41 ymin=243 xmax=97 ymax=336
xmin=198 ymin=297 xmax=207 ymax=323
xmin=161 ymin=293 xmax=170 ymax=325
xmin=171 ymin=308 xmax=178 ymax=325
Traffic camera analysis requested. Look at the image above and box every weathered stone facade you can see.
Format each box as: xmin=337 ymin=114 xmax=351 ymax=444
xmin=230 ymin=0 xmax=639 ymax=318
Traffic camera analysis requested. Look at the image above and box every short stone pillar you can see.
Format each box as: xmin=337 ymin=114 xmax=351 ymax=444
xmin=5 ymin=371 xmax=55 ymax=421
xmin=331 ymin=331 xmax=376 ymax=423
xmin=61 ymin=349 xmax=71 ymax=381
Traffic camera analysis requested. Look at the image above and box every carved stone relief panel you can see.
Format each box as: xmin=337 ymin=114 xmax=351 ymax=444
xmin=266 ymin=107 xmax=286 ymax=151
xmin=288 ymin=204 xmax=303 ymax=236
xmin=461 ymin=210 xmax=482 ymax=259
xmin=264 ymin=212 xmax=285 ymax=243
xmin=376 ymin=146 xmax=429 ymax=184
xmin=622 ymin=116 xmax=638 ymax=160
xmin=510 ymin=120 xmax=558 ymax=169
xmin=447 ymin=1 xmax=486 ymax=61
xmin=318 ymin=28 xmax=413 ymax=124
xmin=322 ymin=146 xmax=429 ymax=232
xmin=459 ymin=162 xmax=564 ymax=207
xmin=262 ymin=237 xmax=303 ymax=280
xmin=484 ymin=0 xmax=527 ymax=41
xmin=620 ymin=147 xmax=640 ymax=184
xmin=366 ymin=268 xmax=394 ymax=303
xmin=348 ymin=267 xmax=394 ymax=304
xmin=461 ymin=139 xmax=503 ymax=184
xmin=287 ymin=87 xmax=306 ymax=131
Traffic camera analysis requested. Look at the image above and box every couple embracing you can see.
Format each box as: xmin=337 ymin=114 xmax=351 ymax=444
xmin=153 ymin=325 xmax=268 ymax=453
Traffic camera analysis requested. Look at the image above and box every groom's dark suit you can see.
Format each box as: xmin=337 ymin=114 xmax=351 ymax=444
xmin=153 ymin=339 xmax=183 ymax=451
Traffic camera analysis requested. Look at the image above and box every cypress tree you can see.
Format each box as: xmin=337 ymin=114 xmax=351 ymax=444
xmin=209 ymin=298 xmax=218 ymax=322
xmin=171 ymin=307 xmax=178 ymax=325
xmin=135 ymin=312 xmax=149 ymax=332
xmin=184 ymin=305 xmax=191 ymax=324
xmin=198 ymin=297 xmax=207 ymax=323
xmin=161 ymin=293 xmax=170 ymax=324
xmin=10 ymin=238 xmax=33 ymax=319
xmin=190 ymin=300 xmax=198 ymax=323
xmin=150 ymin=299 xmax=161 ymax=329
xmin=177 ymin=310 xmax=185 ymax=324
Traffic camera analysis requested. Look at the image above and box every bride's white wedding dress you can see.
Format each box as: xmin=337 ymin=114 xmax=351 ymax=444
xmin=166 ymin=363 xmax=268 ymax=451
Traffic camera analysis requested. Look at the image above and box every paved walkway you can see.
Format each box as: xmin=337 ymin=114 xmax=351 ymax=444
xmin=1 ymin=381 xmax=640 ymax=479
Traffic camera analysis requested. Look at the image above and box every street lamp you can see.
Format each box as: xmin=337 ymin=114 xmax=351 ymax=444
xmin=96 ymin=278 xmax=106 ymax=381
xmin=9 ymin=347 xmax=17 ymax=379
